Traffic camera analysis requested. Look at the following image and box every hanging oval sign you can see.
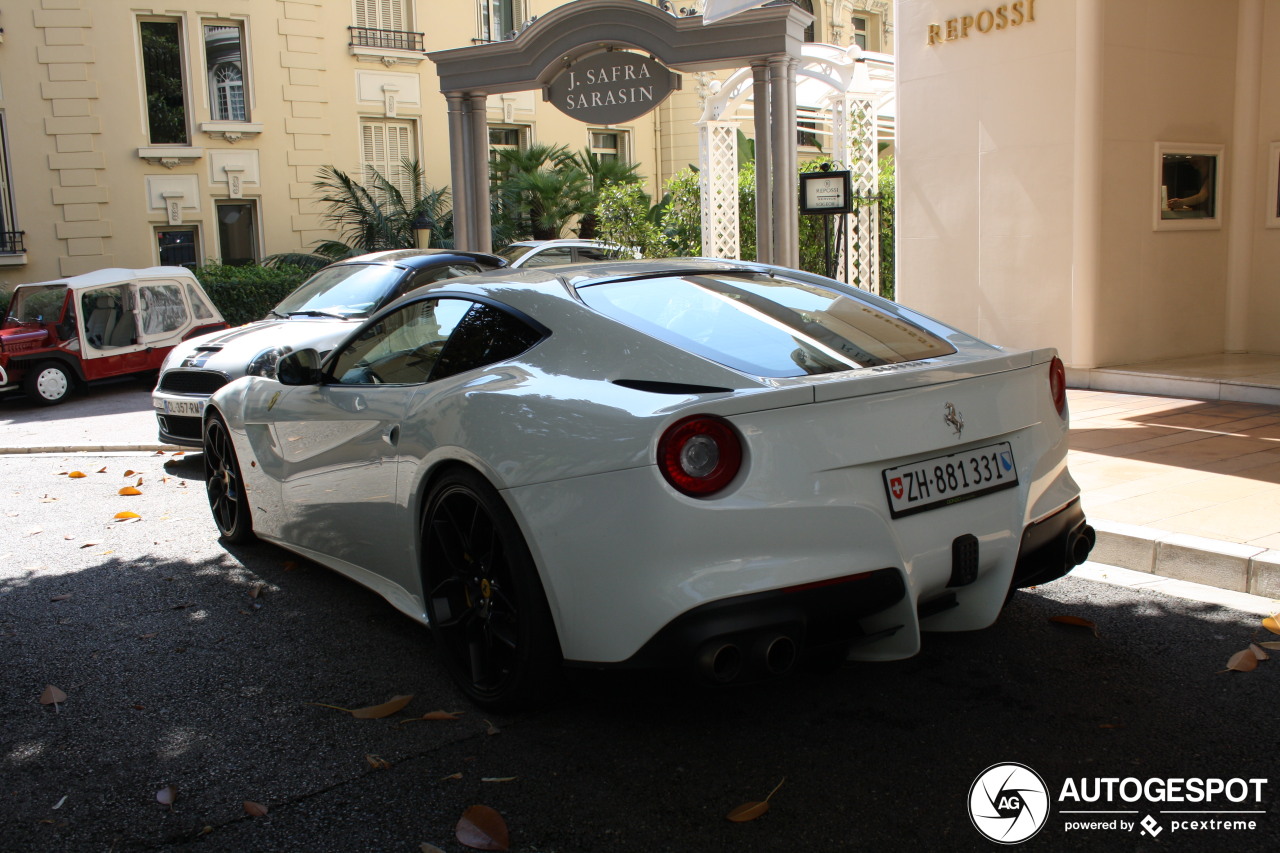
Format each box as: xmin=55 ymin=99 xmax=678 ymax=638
xmin=546 ymin=52 xmax=679 ymax=124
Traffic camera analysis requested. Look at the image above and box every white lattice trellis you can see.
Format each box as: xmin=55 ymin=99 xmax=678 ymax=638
xmin=699 ymin=121 xmax=740 ymax=259
xmin=696 ymin=43 xmax=893 ymax=293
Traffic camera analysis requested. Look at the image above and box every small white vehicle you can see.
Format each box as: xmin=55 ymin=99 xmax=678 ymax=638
xmin=0 ymin=267 xmax=225 ymax=405
xmin=499 ymin=238 xmax=636 ymax=268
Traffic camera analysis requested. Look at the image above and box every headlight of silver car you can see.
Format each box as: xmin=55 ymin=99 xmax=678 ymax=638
xmin=245 ymin=346 xmax=287 ymax=379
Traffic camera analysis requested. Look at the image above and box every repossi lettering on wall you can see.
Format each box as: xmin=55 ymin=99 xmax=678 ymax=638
xmin=927 ymin=0 xmax=1037 ymax=46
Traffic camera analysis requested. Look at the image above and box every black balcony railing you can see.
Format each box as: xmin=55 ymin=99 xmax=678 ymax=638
xmin=348 ymin=26 xmax=424 ymax=52
xmin=0 ymin=230 xmax=25 ymax=254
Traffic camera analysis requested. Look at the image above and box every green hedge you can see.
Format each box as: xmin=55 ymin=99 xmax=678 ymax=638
xmin=194 ymin=264 xmax=312 ymax=326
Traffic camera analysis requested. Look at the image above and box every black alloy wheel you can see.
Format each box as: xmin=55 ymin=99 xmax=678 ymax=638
xmin=422 ymin=469 xmax=560 ymax=710
xmin=24 ymin=361 xmax=73 ymax=405
xmin=204 ymin=414 xmax=255 ymax=544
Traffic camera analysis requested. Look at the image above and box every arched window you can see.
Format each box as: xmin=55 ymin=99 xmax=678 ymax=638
xmin=212 ymin=62 xmax=245 ymax=122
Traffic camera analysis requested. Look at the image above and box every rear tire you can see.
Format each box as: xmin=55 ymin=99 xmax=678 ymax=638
xmin=421 ymin=469 xmax=561 ymax=710
xmin=203 ymin=414 xmax=255 ymax=544
xmin=24 ymin=361 xmax=73 ymax=406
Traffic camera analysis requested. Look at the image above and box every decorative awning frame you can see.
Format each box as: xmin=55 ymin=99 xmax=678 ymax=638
xmin=427 ymin=0 xmax=812 ymax=265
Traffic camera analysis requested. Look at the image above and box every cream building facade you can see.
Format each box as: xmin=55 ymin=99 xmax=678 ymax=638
xmin=0 ymin=0 xmax=891 ymax=290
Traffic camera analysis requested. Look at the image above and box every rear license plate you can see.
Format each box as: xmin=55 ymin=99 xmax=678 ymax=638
xmin=164 ymin=399 xmax=205 ymax=417
xmin=882 ymin=442 xmax=1018 ymax=519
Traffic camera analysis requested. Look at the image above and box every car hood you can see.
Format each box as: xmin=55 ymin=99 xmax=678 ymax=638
xmin=164 ymin=317 xmax=357 ymax=376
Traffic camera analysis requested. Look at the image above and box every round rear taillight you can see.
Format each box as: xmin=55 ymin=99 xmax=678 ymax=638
xmin=1049 ymin=356 xmax=1067 ymax=418
xmin=657 ymin=415 xmax=743 ymax=497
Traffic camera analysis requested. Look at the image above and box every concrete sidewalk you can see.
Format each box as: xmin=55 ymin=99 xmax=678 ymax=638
xmin=2 ymin=383 xmax=1279 ymax=605
xmin=1068 ymin=389 xmax=1280 ymax=601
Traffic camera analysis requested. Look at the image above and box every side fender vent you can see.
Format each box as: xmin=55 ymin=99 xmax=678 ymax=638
xmin=613 ymin=379 xmax=732 ymax=395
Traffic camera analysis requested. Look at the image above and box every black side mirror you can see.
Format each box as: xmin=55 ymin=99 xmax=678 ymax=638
xmin=276 ymin=348 xmax=323 ymax=386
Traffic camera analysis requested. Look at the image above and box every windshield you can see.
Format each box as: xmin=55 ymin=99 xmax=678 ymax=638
xmin=577 ymin=273 xmax=956 ymax=378
xmin=6 ymin=285 xmax=68 ymax=326
xmin=272 ymin=264 xmax=406 ymax=319
xmin=498 ymin=245 xmax=536 ymax=264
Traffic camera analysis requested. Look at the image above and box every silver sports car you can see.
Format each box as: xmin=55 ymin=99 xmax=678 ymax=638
xmin=202 ymin=259 xmax=1094 ymax=708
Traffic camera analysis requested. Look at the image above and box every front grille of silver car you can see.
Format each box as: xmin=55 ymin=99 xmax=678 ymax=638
xmin=158 ymin=370 xmax=230 ymax=395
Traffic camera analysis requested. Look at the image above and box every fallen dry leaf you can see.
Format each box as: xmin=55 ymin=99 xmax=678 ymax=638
xmin=1049 ymin=615 xmax=1100 ymax=637
xmin=441 ymin=772 xmax=463 ymax=781
xmin=119 ymin=487 xmax=142 ymax=496
xmin=484 ymin=720 xmax=501 ymax=736
xmin=1264 ymin=615 xmax=1280 ymax=635
xmin=1259 ymin=641 xmax=1280 ymax=651
xmin=421 ymin=844 xmax=447 ymax=853
xmin=366 ymin=754 xmax=392 ymax=770
xmin=114 ymin=511 xmax=141 ymax=521
xmin=50 ymin=594 xmax=71 ymax=602
xmin=1225 ymin=649 xmax=1259 ymax=673
xmin=79 ymin=542 xmax=101 ymax=549
xmin=136 ymin=477 xmax=143 ymax=487
xmin=307 ymin=695 xmax=413 ymax=719
xmin=1249 ymin=643 xmax=1271 ymax=661
xmin=244 ymin=801 xmax=268 ymax=817
xmin=96 ymin=467 xmax=107 ymax=474
xmin=351 ymin=695 xmax=413 ymax=719
xmin=123 ymin=470 xmax=137 ymax=477
xmin=68 ymin=471 xmax=86 ymax=479
xmin=249 ymin=582 xmax=265 ymax=599
xmin=401 ymin=710 xmax=464 ymax=725
xmin=481 ymin=777 xmax=518 ymax=783
xmin=156 ymin=785 xmax=178 ymax=807
xmin=455 ymin=805 xmax=509 ymax=851
xmin=727 ymin=778 xmax=785 ymax=823
xmin=39 ymin=685 xmax=68 ymax=706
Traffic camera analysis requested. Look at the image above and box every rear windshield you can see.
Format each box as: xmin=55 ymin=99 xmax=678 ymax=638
xmin=577 ymin=273 xmax=956 ymax=377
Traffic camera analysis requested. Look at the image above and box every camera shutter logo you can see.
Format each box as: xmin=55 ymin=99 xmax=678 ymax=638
xmin=969 ymin=763 xmax=1051 ymax=844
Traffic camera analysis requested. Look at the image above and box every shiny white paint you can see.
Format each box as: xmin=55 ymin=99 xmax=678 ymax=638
xmin=209 ymin=261 xmax=1082 ymax=665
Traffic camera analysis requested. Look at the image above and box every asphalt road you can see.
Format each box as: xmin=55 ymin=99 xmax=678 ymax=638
xmin=1 ymin=410 xmax=1277 ymax=850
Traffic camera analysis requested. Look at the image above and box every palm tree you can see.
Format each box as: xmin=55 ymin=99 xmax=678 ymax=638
xmin=492 ymin=144 xmax=589 ymax=241
xmin=570 ymin=150 xmax=643 ymax=239
xmin=273 ymin=158 xmax=454 ymax=266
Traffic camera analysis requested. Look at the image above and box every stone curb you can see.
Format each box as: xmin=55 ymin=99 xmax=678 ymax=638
xmin=1091 ymin=520 xmax=1280 ymax=601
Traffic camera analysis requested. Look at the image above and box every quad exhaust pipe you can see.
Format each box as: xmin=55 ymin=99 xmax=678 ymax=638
xmin=695 ymin=631 xmax=799 ymax=684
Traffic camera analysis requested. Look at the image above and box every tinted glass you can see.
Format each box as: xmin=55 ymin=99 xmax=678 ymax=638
xmin=499 ymin=245 xmax=535 ymax=264
xmin=521 ymin=247 xmax=574 ymax=268
xmin=578 ymin=273 xmax=956 ymax=378
xmin=432 ymin=302 xmax=543 ymax=381
xmin=273 ymin=264 xmax=406 ymax=318
xmin=332 ymin=299 xmax=471 ymax=385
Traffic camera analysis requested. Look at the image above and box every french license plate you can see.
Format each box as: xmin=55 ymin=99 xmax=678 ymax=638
xmin=164 ymin=399 xmax=205 ymax=417
xmin=882 ymin=442 xmax=1018 ymax=519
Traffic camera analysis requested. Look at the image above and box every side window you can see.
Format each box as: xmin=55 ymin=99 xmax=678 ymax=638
xmin=81 ymin=285 xmax=138 ymax=350
xmin=432 ymin=302 xmax=543 ymax=381
xmin=139 ymin=283 xmax=190 ymax=335
xmin=185 ymin=283 xmax=215 ymax=320
xmin=331 ymin=299 xmax=471 ymax=385
xmin=522 ymin=247 xmax=573 ymax=267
